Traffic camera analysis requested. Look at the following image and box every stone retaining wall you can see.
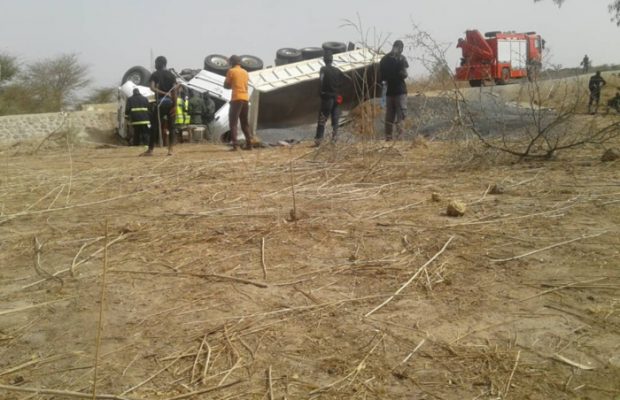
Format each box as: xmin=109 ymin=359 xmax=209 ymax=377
xmin=0 ymin=109 xmax=117 ymax=144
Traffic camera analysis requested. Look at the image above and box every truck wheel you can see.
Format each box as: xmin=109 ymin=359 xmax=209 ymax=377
xmin=469 ymin=80 xmax=482 ymax=87
xmin=240 ymin=55 xmax=264 ymax=72
xmin=204 ymin=54 xmax=230 ymax=76
xmin=220 ymin=131 xmax=231 ymax=143
xmin=301 ymin=47 xmax=324 ymax=60
xmin=276 ymin=48 xmax=302 ymax=62
xmin=497 ymin=68 xmax=510 ymax=85
xmin=322 ymin=41 xmax=347 ymax=54
xmin=121 ymin=66 xmax=150 ymax=85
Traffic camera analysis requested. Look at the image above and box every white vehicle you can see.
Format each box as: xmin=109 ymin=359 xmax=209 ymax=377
xmin=117 ymin=48 xmax=381 ymax=143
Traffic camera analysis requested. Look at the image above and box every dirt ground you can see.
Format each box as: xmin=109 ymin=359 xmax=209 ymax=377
xmin=0 ymin=123 xmax=619 ymax=399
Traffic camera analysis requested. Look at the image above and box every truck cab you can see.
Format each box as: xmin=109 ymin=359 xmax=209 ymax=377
xmin=456 ymin=30 xmax=544 ymax=87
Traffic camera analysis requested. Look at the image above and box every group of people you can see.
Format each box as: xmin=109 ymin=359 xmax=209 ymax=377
xmin=124 ymin=56 xmax=216 ymax=155
xmin=125 ymin=54 xmax=255 ymax=155
xmin=313 ymin=39 xmax=409 ymax=145
xmin=127 ymin=40 xmax=411 ymax=155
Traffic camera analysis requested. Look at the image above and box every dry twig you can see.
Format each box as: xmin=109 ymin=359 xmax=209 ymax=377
xmin=365 ymin=236 xmax=455 ymax=317
xmin=503 ymin=350 xmax=521 ymax=398
xmin=0 ymin=384 xmax=131 ymax=400
xmin=261 ymin=237 xmax=268 ymax=279
xmin=491 ymin=232 xmax=606 ymax=263
xmin=92 ymin=220 xmax=109 ymax=400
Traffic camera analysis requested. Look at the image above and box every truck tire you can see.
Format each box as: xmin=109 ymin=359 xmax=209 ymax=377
xmin=301 ymin=47 xmax=324 ymax=60
xmin=240 ymin=55 xmax=264 ymax=72
xmin=469 ymin=80 xmax=482 ymax=87
xmin=204 ymin=54 xmax=230 ymax=76
xmin=121 ymin=66 xmax=151 ymax=85
xmin=484 ymin=31 xmax=501 ymax=38
xmin=322 ymin=41 xmax=347 ymax=54
xmin=276 ymin=48 xmax=302 ymax=62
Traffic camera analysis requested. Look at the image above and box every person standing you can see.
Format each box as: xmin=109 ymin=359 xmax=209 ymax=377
xmin=224 ymin=55 xmax=253 ymax=150
xmin=125 ymin=88 xmax=151 ymax=146
xmin=580 ymin=55 xmax=590 ymax=74
xmin=188 ymin=89 xmax=208 ymax=140
xmin=313 ymin=51 xmax=345 ymax=146
xmin=188 ymin=89 xmax=207 ymax=125
xmin=175 ymin=87 xmax=189 ymax=142
xmin=143 ymin=55 xmax=178 ymax=156
xmin=588 ymin=71 xmax=607 ymax=114
xmin=379 ymin=40 xmax=409 ymax=141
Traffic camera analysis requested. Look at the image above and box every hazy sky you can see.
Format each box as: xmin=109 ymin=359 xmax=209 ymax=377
xmin=1 ymin=0 xmax=618 ymax=88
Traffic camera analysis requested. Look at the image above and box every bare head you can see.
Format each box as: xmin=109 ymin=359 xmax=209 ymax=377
xmin=392 ymin=40 xmax=404 ymax=55
xmin=154 ymin=56 xmax=167 ymax=71
xmin=132 ymin=88 xmax=140 ymax=96
xmin=229 ymin=55 xmax=241 ymax=66
xmin=595 ymin=71 xmax=601 ymax=76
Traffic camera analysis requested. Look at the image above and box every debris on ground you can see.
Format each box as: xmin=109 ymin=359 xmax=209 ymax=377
xmin=601 ymin=148 xmax=620 ymax=162
xmin=447 ymin=199 xmax=467 ymax=217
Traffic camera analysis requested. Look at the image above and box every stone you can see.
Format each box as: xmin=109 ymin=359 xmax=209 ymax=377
xmin=447 ymin=200 xmax=466 ymax=217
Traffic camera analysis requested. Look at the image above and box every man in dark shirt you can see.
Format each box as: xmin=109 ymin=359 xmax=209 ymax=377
xmin=379 ymin=40 xmax=409 ymax=141
xmin=142 ymin=55 xmax=178 ymax=156
xmin=314 ymin=51 xmax=346 ymax=146
xmin=125 ymin=88 xmax=151 ymax=146
xmin=588 ymin=71 xmax=606 ymax=114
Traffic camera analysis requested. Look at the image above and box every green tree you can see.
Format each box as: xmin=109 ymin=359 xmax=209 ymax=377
xmin=0 ymin=53 xmax=19 ymax=83
xmin=19 ymin=53 xmax=90 ymax=112
xmin=0 ymin=83 xmax=33 ymax=116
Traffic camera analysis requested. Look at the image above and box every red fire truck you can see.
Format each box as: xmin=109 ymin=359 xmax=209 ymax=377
xmin=455 ymin=30 xmax=544 ymax=87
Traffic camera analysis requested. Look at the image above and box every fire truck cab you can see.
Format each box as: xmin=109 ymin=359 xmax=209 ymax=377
xmin=455 ymin=30 xmax=544 ymax=87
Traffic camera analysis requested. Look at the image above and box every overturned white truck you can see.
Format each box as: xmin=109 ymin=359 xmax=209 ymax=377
xmin=117 ymin=48 xmax=381 ymax=144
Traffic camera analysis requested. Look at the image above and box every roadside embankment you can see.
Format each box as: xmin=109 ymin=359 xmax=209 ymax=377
xmin=0 ymin=109 xmax=116 ymax=144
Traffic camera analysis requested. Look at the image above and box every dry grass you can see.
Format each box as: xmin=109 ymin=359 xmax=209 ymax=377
xmin=0 ymin=131 xmax=619 ymax=399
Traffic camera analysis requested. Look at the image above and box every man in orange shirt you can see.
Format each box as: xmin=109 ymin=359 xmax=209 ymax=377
xmin=224 ymin=55 xmax=253 ymax=150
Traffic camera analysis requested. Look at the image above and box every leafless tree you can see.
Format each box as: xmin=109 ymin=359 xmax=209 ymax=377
xmin=19 ymin=53 xmax=90 ymax=112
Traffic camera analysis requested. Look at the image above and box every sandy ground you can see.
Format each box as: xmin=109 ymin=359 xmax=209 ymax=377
xmin=0 ymin=124 xmax=619 ymax=399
